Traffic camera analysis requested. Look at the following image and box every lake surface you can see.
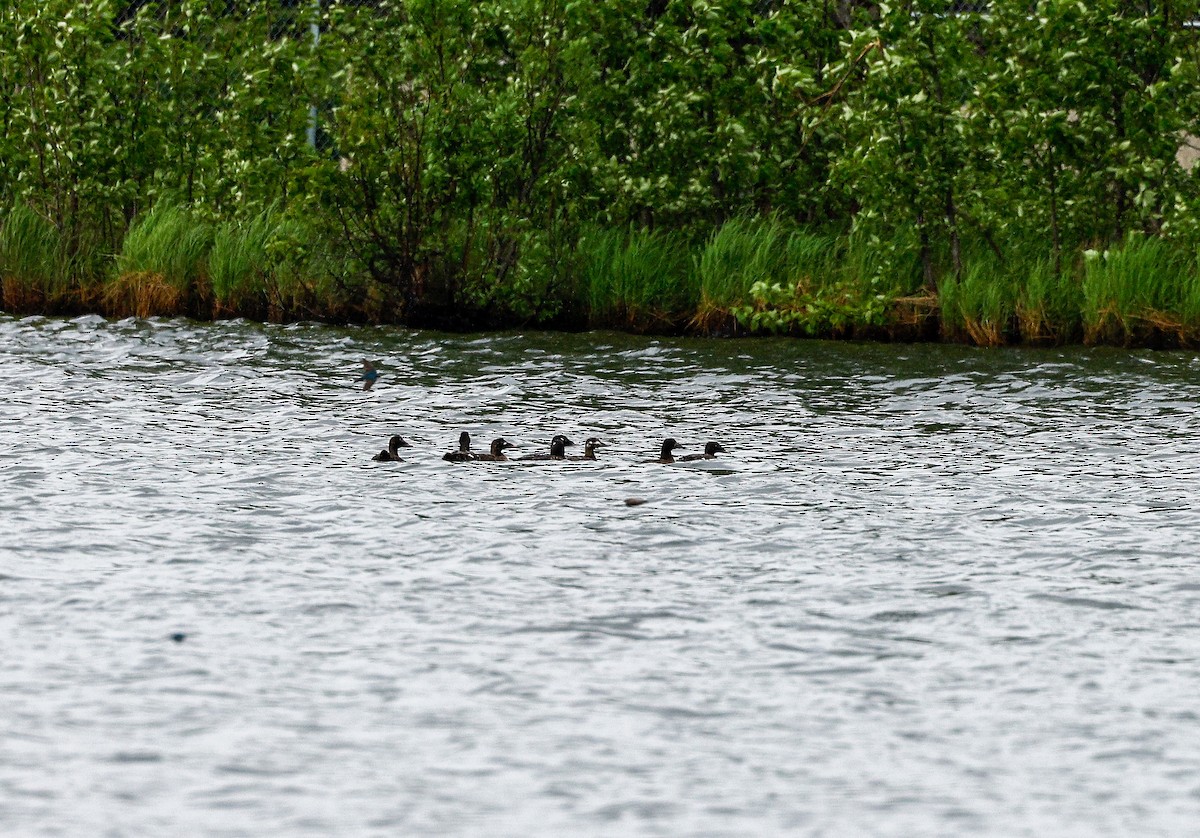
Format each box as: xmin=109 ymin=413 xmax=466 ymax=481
xmin=2 ymin=313 xmax=1199 ymax=836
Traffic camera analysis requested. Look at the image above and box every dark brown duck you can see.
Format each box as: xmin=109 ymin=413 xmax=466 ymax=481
xmin=517 ymin=435 xmax=575 ymax=461
xmin=567 ymin=438 xmax=604 ymax=461
xmin=644 ymin=438 xmax=683 ymax=464
xmin=474 ymin=438 xmax=516 ymax=462
xmin=678 ymin=441 xmax=725 ymax=462
xmin=372 ymin=434 xmax=412 ymax=461
xmin=442 ymin=431 xmax=474 ymax=462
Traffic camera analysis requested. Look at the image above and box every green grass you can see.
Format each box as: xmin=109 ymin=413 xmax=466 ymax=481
xmin=115 ymin=202 xmax=212 ymax=288
xmin=939 ymin=255 xmax=1018 ymax=346
xmin=1081 ymin=233 xmax=1196 ymax=343
xmin=210 ymin=211 xmax=277 ymax=311
xmin=580 ymin=226 xmax=696 ymax=328
xmin=0 ymin=204 xmax=67 ymax=305
xmin=0 ymin=200 xmax=60 ymax=295
xmin=0 ymin=203 xmax=112 ymax=311
xmin=9 ymin=200 xmax=1200 ymax=345
xmin=1182 ymin=263 xmax=1200 ymax=332
xmin=209 ymin=207 xmax=319 ymax=319
xmin=691 ymin=216 xmax=839 ymax=325
xmin=107 ymin=203 xmax=213 ymax=317
xmin=1016 ymin=257 xmax=1082 ymax=344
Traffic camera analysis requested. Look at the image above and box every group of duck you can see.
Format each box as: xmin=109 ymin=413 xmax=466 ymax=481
xmin=358 ymin=362 xmax=726 ymax=465
xmin=370 ymin=432 xmax=727 ymax=464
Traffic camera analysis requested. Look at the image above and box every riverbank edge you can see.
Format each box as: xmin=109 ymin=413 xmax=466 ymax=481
xmin=6 ymin=292 xmax=1200 ymax=350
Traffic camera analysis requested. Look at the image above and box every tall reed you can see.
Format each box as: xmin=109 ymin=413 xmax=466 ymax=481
xmin=208 ymin=207 xmax=322 ymax=320
xmin=0 ymin=204 xmax=63 ymax=309
xmin=696 ymin=213 xmax=835 ymax=328
xmin=108 ymin=203 xmax=213 ymax=317
xmin=1016 ymin=257 xmax=1082 ymax=344
xmin=0 ymin=203 xmax=112 ymax=309
xmin=1081 ymin=234 xmax=1196 ymax=344
xmin=580 ymin=227 xmax=695 ymax=328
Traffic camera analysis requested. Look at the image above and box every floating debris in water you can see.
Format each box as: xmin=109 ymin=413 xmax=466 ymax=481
xmin=624 ymin=497 xmax=647 ymax=507
xmin=170 ymin=633 xmax=187 ymax=643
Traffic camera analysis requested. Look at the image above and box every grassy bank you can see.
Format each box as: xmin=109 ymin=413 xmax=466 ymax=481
xmin=0 ymin=203 xmax=362 ymax=324
xmin=3 ymin=205 xmax=1200 ymax=347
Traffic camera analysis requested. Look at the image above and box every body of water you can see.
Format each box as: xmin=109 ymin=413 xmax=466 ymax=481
xmin=2 ymin=314 xmax=1199 ymax=836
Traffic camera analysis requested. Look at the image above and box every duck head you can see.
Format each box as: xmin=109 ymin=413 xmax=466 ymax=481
xmin=549 ymin=435 xmax=576 ymax=458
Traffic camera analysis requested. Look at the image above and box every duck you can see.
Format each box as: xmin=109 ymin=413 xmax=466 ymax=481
xmin=356 ymin=360 xmax=381 ymax=391
xmin=372 ymin=434 xmax=412 ymax=461
xmin=442 ymin=431 xmax=474 ymax=462
xmin=567 ymin=437 xmax=604 ymax=461
xmin=644 ymin=438 xmax=683 ymax=464
xmin=517 ymin=434 xmax=575 ymax=461
xmin=678 ymin=441 xmax=725 ymax=461
xmin=473 ymin=437 xmax=516 ymax=462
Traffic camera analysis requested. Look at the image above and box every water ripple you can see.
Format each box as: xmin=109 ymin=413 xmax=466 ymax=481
xmin=3 ymin=315 xmax=1200 ymax=835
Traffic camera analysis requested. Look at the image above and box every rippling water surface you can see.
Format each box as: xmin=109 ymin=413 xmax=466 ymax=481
xmin=3 ymin=314 xmax=1200 ymax=836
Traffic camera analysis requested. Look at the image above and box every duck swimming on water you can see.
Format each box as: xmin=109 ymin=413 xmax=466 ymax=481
xmin=644 ymin=438 xmax=683 ymax=464
xmin=372 ymin=434 xmax=412 ymax=461
xmin=474 ymin=438 xmax=516 ymax=462
xmin=357 ymin=360 xmax=382 ymax=391
xmin=678 ymin=441 xmax=725 ymax=461
xmin=517 ymin=435 xmax=575 ymax=461
xmin=567 ymin=437 xmax=604 ymax=461
xmin=443 ymin=431 xmax=474 ymax=462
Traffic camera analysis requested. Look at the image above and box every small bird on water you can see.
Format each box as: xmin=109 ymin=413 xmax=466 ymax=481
xmin=443 ymin=431 xmax=474 ymax=462
xmin=678 ymin=441 xmax=726 ymax=461
xmin=356 ymin=360 xmax=382 ymax=391
xmin=644 ymin=438 xmax=684 ymax=464
xmin=474 ymin=438 xmax=517 ymax=462
xmin=568 ymin=438 xmax=604 ymax=461
xmin=516 ymin=434 xmax=575 ymax=461
xmin=372 ymin=434 xmax=412 ymax=461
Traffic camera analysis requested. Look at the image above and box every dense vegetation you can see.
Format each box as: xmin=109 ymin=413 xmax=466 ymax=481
xmin=3 ymin=0 xmax=1200 ymax=345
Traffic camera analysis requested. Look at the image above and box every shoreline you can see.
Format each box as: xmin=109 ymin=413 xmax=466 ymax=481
xmin=4 ymin=294 xmax=1197 ymax=351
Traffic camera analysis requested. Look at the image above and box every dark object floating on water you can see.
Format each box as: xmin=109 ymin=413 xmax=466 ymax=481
xmin=170 ymin=633 xmax=187 ymax=643
xmin=644 ymin=438 xmax=683 ymax=464
xmin=568 ymin=437 xmax=604 ymax=461
xmin=356 ymin=360 xmax=381 ymax=391
xmin=443 ymin=431 xmax=474 ymax=462
xmin=624 ymin=497 xmax=647 ymax=507
xmin=372 ymin=434 xmax=412 ymax=462
xmin=474 ymin=438 xmax=516 ymax=462
xmin=678 ymin=441 xmax=726 ymax=461
xmin=517 ymin=434 xmax=575 ymax=461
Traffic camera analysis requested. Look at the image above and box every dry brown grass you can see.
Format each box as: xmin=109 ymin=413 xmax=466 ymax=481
xmin=962 ymin=316 xmax=1007 ymax=347
xmin=1 ymin=276 xmax=44 ymax=312
xmin=886 ymin=293 xmax=940 ymax=340
xmin=688 ymin=299 xmax=738 ymax=335
xmin=103 ymin=272 xmax=187 ymax=318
